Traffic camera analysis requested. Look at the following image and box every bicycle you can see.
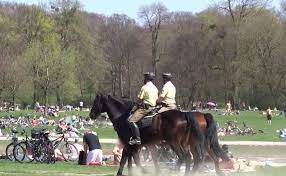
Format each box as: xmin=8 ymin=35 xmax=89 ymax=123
xmin=5 ymin=128 xmax=20 ymax=160
xmin=13 ymin=129 xmax=35 ymax=163
xmin=13 ymin=128 xmax=54 ymax=163
xmin=52 ymin=132 xmax=78 ymax=161
xmin=34 ymin=130 xmax=55 ymax=164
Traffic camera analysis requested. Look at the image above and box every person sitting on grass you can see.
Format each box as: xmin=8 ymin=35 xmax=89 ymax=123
xmin=83 ymin=130 xmax=103 ymax=165
xmin=67 ymin=123 xmax=80 ymax=137
xmin=55 ymin=120 xmax=67 ymax=133
xmin=55 ymin=148 xmax=65 ymax=161
xmin=31 ymin=117 xmax=38 ymax=126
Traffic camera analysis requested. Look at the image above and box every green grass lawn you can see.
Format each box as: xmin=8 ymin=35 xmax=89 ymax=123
xmin=232 ymin=166 xmax=286 ymax=176
xmin=0 ymin=160 xmax=285 ymax=176
xmin=212 ymin=111 xmax=286 ymax=141
xmin=2 ymin=110 xmax=286 ymax=176
xmin=1 ymin=110 xmax=286 ymax=141
xmin=0 ymin=160 xmax=117 ymax=176
xmin=228 ymin=145 xmax=286 ymax=158
xmin=0 ymin=110 xmax=90 ymax=121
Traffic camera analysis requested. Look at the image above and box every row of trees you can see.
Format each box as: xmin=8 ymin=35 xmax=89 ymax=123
xmin=0 ymin=0 xmax=286 ymax=110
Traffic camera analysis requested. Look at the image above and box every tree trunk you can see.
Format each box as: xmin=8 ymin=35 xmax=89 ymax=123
xmin=127 ymin=56 xmax=131 ymax=98
xmin=32 ymin=66 xmax=37 ymax=108
xmin=152 ymin=44 xmax=157 ymax=75
xmin=44 ymin=88 xmax=48 ymax=117
xmin=79 ymin=79 xmax=84 ymax=101
xmin=12 ymin=92 xmax=15 ymax=111
xmin=119 ymin=63 xmax=124 ymax=97
xmin=33 ymin=81 xmax=38 ymax=108
xmin=111 ymin=70 xmax=116 ymax=96
xmin=0 ymin=88 xmax=2 ymax=102
xmin=44 ymin=67 xmax=49 ymax=117
xmin=56 ymin=87 xmax=63 ymax=109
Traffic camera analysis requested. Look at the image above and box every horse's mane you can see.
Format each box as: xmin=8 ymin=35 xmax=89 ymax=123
xmin=119 ymin=97 xmax=138 ymax=110
xmin=104 ymin=95 xmax=139 ymax=142
xmin=107 ymin=95 xmax=137 ymax=114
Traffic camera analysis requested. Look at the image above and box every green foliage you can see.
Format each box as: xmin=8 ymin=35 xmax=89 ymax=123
xmin=0 ymin=0 xmax=286 ymax=110
xmin=214 ymin=111 xmax=286 ymax=141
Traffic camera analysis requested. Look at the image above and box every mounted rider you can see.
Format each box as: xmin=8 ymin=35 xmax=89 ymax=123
xmin=127 ymin=72 xmax=158 ymax=145
xmin=157 ymin=73 xmax=177 ymax=113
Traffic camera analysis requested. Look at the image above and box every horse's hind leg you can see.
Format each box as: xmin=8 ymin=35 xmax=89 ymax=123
xmin=207 ymin=147 xmax=225 ymax=176
xmin=116 ymin=147 xmax=128 ymax=176
xmin=169 ymin=144 xmax=185 ymax=172
xmin=190 ymin=147 xmax=203 ymax=176
xmin=184 ymin=150 xmax=192 ymax=176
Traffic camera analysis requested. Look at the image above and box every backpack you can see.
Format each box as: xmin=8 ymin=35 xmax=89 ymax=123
xmin=78 ymin=151 xmax=87 ymax=165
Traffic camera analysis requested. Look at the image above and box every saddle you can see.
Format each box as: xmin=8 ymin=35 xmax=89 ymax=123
xmin=136 ymin=104 xmax=182 ymax=128
xmin=137 ymin=108 xmax=159 ymax=129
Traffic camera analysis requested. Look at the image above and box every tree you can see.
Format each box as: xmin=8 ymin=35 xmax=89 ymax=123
xmin=138 ymin=2 xmax=168 ymax=75
xmin=213 ymin=0 xmax=269 ymax=108
xmin=24 ymin=36 xmax=71 ymax=115
xmin=99 ymin=14 xmax=140 ymax=97
xmin=50 ymin=0 xmax=80 ymax=107
xmin=239 ymin=10 xmax=286 ymax=107
xmin=5 ymin=58 xmax=25 ymax=108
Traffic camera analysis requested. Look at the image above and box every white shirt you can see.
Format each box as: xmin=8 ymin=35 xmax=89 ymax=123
xmin=160 ymin=81 xmax=176 ymax=105
xmin=138 ymin=81 xmax=158 ymax=107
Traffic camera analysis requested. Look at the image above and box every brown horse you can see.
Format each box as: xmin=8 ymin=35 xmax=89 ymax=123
xmin=90 ymin=95 xmax=229 ymax=176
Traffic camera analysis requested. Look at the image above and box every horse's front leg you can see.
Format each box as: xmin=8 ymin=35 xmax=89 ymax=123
xmin=128 ymin=155 xmax=133 ymax=176
xmin=133 ymin=148 xmax=148 ymax=174
xmin=117 ymin=147 xmax=129 ymax=176
xmin=149 ymin=145 xmax=160 ymax=174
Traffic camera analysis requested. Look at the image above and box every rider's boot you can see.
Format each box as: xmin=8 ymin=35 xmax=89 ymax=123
xmin=128 ymin=122 xmax=141 ymax=145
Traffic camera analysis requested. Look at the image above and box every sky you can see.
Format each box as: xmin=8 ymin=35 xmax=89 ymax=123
xmin=5 ymin=0 xmax=283 ymax=19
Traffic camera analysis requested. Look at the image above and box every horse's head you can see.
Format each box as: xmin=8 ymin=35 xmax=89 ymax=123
xmin=90 ymin=94 xmax=105 ymax=120
xmin=90 ymin=94 xmax=136 ymax=122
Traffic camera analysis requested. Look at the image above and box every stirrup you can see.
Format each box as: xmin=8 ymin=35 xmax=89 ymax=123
xmin=129 ymin=137 xmax=141 ymax=145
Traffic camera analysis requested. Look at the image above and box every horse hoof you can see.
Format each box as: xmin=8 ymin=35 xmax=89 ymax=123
xmin=141 ymin=168 xmax=148 ymax=174
xmin=217 ymin=172 xmax=225 ymax=176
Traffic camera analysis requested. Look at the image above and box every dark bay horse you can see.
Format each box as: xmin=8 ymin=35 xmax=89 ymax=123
xmin=89 ymin=95 xmax=229 ymax=176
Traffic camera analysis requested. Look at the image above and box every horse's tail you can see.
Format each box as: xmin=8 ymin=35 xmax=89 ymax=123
xmin=204 ymin=113 xmax=230 ymax=161
xmin=184 ymin=112 xmax=205 ymax=160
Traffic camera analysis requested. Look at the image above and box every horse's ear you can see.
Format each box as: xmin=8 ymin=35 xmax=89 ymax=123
xmin=96 ymin=93 xmax=102 ymax=98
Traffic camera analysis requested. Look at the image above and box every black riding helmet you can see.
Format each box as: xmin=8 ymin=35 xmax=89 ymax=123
xmin=162 ymin=73 xmax=172 ymax=80
xmin=144 ymin=72 xmax=155 ymax=81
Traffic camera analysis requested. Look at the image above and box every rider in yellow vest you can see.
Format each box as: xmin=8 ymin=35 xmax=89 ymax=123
xmin=157 ymin=73 xmax=177 ymax=113
xmin=128 ymin=72 xmax=158 ymax=145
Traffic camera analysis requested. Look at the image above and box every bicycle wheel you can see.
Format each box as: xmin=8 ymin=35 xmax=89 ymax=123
xmin=46 ymin=141 xmax=56 ymax=164
xmin=13 ymin=142 xmax=35 ymax=163
xmin=59 ymin=143 xmax=78 ymax=161
xmin=32 ymin=140 xmax=50 ymax=163
xmin=37 ymin=141 xmax=55 ymax=164
xmin=5 ymin=143 xmax=15 ymax=161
